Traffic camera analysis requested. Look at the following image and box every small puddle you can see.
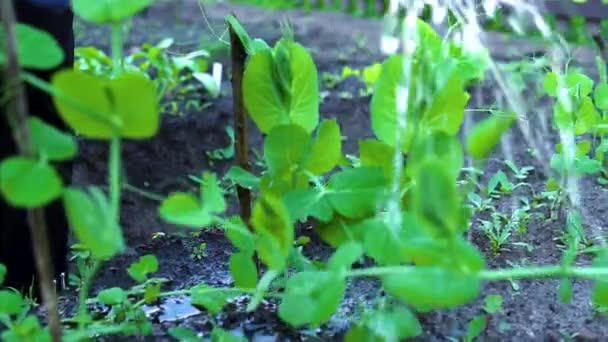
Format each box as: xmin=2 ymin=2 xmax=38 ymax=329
xmin=142 ymin=295 xmax=202 ymax=322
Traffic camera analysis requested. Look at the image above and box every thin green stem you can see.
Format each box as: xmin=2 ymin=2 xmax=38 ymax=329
xmin=77 ymin=260 xmax=101 ymax=332
xmin=346 ymin=265 xmax=608 ymax=282
xmin=110 ymin=132 xmax=121 ymax=220
xmin=111 ymin=22 xmax=124 ymax=75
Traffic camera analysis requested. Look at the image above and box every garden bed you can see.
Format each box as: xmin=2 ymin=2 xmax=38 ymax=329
xmin=49 ymin=1 xmax=608 ymax=340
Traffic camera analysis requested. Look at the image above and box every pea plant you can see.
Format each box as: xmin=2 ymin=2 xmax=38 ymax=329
xmin=3 ymin=1 xmax=608 ymax=341
xmin=157 ymin=15 xmax=608 ymax=340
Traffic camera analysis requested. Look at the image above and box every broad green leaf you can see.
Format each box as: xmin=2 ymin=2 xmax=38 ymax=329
xmin=251 ymin=193 xmax=293 ymax=271
xmin=97 ymin=287 xmax=127 ymax=305
xmin=383 ymin=267 xmax=480 ymax=309
xmin=225 ymin=15 xmax=269 ymax=56
xmin=168 ymin=327 xmax=202 ymax=342
xmin=226 ymin=166 xmax=259 ymax=190
xmin=201 ymin=172 xmax=225 ymax=214
xmin=575 ymin=96 xmax=600 ymax=135
xmin=371 ymin=53 xmax=469 ymax=153
xmin=304 ymin=119 xmax=342 ymax=175
xmin=0 ymin=290 xmax=24 ymax=315
xmin=72 ymin=0 xmax=154 ymax=23
xmin=64 ymin=187 xmax=125 ymax=260
xmin=28 ymin=117 xmax=77 ymax=161
xmin=0 ymin=264 xmax=5 ymax=285
xmin=229 ymin=251 xmax=258 ymax=288
xmin=466 ymin=111 xmax=517 ymax=160
xmin=327 ymin=242 xmax=363 ymax=271
xmin=52 ymin=70 xmax=159 ymax=139
xmin=264 ymin=124 xmax=312 ymax=174
xmin=594 ymin=83 xmax=608 ymax=110
xmin=543 ymin=72 xmax=558 ymax=96
xmin=224 ymin=217 xmax=256 ymax=253
xmin=592 ymin=250 xmax=608 ymax=307
xmin=144 ymin=282 xmax=161 ymax=304
xmin=127 ymin=255 xmax=159 ymax=283
xmin=315 ymin=215 xmax=367 ymax=248
xmin=159 ymin=193 xmax=213 ymax=228
xmin=327 ymin=167 xmax=387 ymax=219
xmin=565 ymin=72 xmax=594 ymax=97
xmin=211 ymin=328 xmax=248 ymax=342
xmin=359 ymin=139 xmax=395 ymax=179
xmin=191 ymin=284 xmax=232 ymax=314
xmin=283 ymin=188 xmax=333 ymax=224
xmin=361 ymin=218 xmax=408 ymax=265
xmin=278 ymin=271 xmax=345 ymax=327
xmin=412 ymin=159 xmax=460 ymax=237
xmin=1 ymin=316 xmax=49 ymax=342
xmin=408 ymin=132 xmax=463 ymax=180
xmin=0 ymin=24 xmax=64 ymax=70
xmin=466 ymin=316 xmax=487 ymax=341
xmin=243 ymin=40 xmax=319 ymax=134
xmin=484 ymin=294 xmax=503 ymax=314
xmin=345 ymin=308 xmax=422 ymax=341
xmin=0 ymin=157 xmax=63 ymax=208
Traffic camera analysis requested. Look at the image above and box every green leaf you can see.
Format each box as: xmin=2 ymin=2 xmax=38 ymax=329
xmin=243 ymin=40 xmax=319 ymax=134
xmin=127 ymin=255 xmax=159 ymax=283
xmin=211 ymin=328 xmax=248 ymax=342
xmin=0 ymin=157 xmax=63 ymax=208
xmin=168 ymin=327 xmax=202 ymax=342
xmin=361 ymin=218 xmax=408 ymax=265
xmin=359 ymin=139 xmax=395 ymax=179
xmin=28 ymin=117 xmax=77 ymax=161
xmin=304 ymin=119 xmax=342 ymax=175
xmin=97 ymin=287 xmax=127 ymax=305
xmin=412 ymin=159 xmax=460 ymax=237
xmin=0 ymin=264 xmax=5 ymax=285
xmin=52 ymin=70 xmax=159 ymax=139
xmin=264 ymin=124 xmax=313 ymax=174
xmin=224 ymin=217 xmax=256 ymax=253
xmin=327 ymin=242 xmax=363 ymax=271
xmin=594 ymin=83 xmax=608 ymax=110
xmin=251 ymin=193 xmax=293 ymax=271
xmin=201 ymin=172 xmax=225 ymax=214
xmin=327 ymin=167 xmax=387 ymax=219
xmin=64 ymin=187 xmax=125 ymax=260
xmin=383 ymin=267 xmax=480 ymax=309
xmin=0 ymin=290 xmax=24 ymax=315
xmin=278 ymin=271 xmax=345 ymax=327
xmin=191 ymin=284 xmax=231 ymax=314
xmin=0 ymin=24 xmax=64 ymax=70
xmin=592 ymin=250 xmax=608 ymax=307
xmin=565 ymin=72 xmax=594 ymax=97
xmin=315 ymin=215 xmax=367 ymax=248
xmin=345 ymin=308 xmax=422 ymax=341
xmin=72 ymin=0 xmax=154 ymax=23
xmin=466 ymin=111 xmax=517 ymax=160
xmin=159 ymin=193 xmax=214 ymax=228
xmin=408 ymin=132 xmax=463 ymax=180
xmin=466 ymin=315 xmax=487 ymax=341
xmin=575 ymin=96 xmax=600 ymax=135
xmin=283 ymin=188 xmax=333 ymax=223
xmin=144 ymin=282 xmax=161 ymax=304
xmin=543 ymin=72 xmax=558 ymax=96
xmin=483 ymin=294 xmax=503 ymax=314
xmin=226 ymin=166 xmax=259 ymax=190
xmin=229 ymin=252 xmax=258 ymax=289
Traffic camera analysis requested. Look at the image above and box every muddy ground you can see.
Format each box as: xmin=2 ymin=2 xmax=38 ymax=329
xmin=56 ymin=1 xmax=608 ymax=340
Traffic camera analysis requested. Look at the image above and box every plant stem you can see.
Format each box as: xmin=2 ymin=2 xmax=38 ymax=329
xmin=347 ymin=264 xmax=608 ymax=282
xmin=110 ymin=132 xmax=122 ymax=221
xmin=1 ymin=2 xmax=62 ymax=341
xmin=111 ymin=22 xmax=124 ymax=75
xmin=77 ymin=260 xmax=101 ymax=332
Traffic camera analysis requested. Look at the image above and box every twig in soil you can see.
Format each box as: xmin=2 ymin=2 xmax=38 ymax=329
xmin=0 ymin=1 xmax=62 ymax=341
xmin=228 ymin=16 xmax=252 ymax=224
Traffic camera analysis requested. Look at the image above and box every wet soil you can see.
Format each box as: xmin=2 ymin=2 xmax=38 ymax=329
xmin=56 ymin=1 xmax=608 ymax=340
